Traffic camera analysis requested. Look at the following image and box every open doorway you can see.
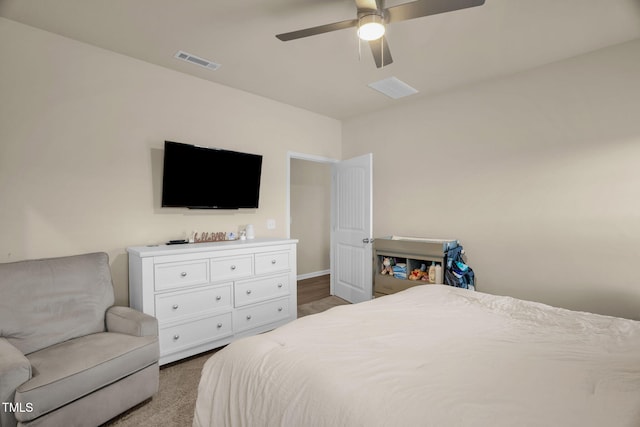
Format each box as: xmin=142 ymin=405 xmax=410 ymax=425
xmin=287 ymin=153 xmax=337 ymax=300
xmin=287 ymin=152 xmax=374 ymax=304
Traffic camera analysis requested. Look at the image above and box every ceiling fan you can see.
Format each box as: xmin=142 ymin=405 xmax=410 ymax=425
xmin=276 ymin=0 xmax=485 ymax=68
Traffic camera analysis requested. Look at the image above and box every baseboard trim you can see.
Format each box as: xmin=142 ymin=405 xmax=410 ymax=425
xmin=297 ymin=269 xmax=330 ymax=281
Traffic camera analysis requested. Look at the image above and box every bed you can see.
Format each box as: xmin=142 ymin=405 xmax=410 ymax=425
xmin=193 ymin=285 xmax=640 ymax=427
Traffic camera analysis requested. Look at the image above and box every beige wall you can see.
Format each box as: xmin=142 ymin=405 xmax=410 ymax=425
xmin=343 ymin=39 xmax=640 ymax=320
xmin=290 ymin=159 xmax=331 ymax=276
xmin=0 ymin=18 xmax=341 ymax=305
xmin=3 ymin=16 xmax=639 ymax=320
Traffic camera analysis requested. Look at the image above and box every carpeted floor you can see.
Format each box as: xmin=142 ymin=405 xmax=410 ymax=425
xmin=103 ymin=295 xmax=349 ymax=427
xmin=103 ymin=350 xmax=213 ymax=427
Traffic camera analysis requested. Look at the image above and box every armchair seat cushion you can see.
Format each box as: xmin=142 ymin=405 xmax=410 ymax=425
xmin=13 ymin=332 xmax=158 ymax=422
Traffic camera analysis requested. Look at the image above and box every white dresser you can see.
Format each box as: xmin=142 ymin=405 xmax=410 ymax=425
xmin=127 ymin=238 xmax=298 ymax=365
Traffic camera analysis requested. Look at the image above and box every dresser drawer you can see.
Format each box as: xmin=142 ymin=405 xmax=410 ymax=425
xmin=210 ymin=255 xmax=253 ymax=282
xmin=235 ymin=297 xmax=290 ymax=332
xmin=254 ymin=251 xmax=290 ymax=275
xmin=155 ymin=283 xmax=232 ymax=322
xmin=154 ymin=260 xmax=209 ymax=291
xmin=234 ymin=274 xmax=289 ymax=307
xmin=159 ymin=312 xmax=233 ymax=355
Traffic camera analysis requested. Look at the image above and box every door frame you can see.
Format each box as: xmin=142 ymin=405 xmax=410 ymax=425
xmin=286 ymin=151 xmax=339 ymax=293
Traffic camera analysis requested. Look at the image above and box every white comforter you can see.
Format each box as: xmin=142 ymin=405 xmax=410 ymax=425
xmin=193 ymin=285 xmax=640 ymax=427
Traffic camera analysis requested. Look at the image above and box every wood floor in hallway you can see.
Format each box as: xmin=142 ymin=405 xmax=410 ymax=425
xmin=297 ymin=274 xmax=330 ymax=305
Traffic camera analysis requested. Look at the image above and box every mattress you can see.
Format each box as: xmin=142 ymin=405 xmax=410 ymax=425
xmin=193 ymin=285 xmax=640 ymax=427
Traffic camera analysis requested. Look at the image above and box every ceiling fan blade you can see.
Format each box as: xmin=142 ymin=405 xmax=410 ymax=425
xmin=369 ymin=36 xmax=393 ymax=68
xmin=276 ymin=19 xmax=358 ymax=41
xmin=354 ymin=0 xmax=379 ymax=12
xmin=385 ymin=0 xmax=485 ymax=24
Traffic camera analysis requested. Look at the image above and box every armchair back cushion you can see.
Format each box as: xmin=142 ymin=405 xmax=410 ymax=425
xmin=0 ymin=252 xmax=115 ymax=355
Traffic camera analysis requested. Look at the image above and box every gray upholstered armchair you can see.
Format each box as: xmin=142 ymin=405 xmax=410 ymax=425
xmin=0 ymin=252 xmax=159 ymax=427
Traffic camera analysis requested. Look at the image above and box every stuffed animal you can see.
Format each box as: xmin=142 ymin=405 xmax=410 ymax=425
xmin=380 ymin=257 xmax=394 ymax=276
xmin=409 ymin=263 xmax=429 ymax=281
xmin=408 ymin=269 xmax=424 ymax=281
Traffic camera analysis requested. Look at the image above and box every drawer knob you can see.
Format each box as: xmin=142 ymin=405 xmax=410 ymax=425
xmin=172 ymin=304 xmax=179 ymax=310
xmin=230 ymin=265 xmax=237 ymax=270
xmin=271 ymin=259 xmax=277 ymax=264
xmin=277 ymin=283 xmax=283 ymax=288
xmin=278 ymin=307 xmax=283 ymax=312
xmin=246 ymin=289 xmax=252 ymax=295
xmin=173 ymin=334 xmax=180 ymax=341
xmin=217 ymin=323 xmax=223 ymax=328
xmin=180 ymin=271 xmax=188 ymax=277
xmin=215 ymin=295 xmax=222 ymax=301
xmin=246 ymin=315 xmax=252 ymax=320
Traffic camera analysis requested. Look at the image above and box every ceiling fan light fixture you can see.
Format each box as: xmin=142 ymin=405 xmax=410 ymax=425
xmin=357 ymin=14 xmax=385 ymax=41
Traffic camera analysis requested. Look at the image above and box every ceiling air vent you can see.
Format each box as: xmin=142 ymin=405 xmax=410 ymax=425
xmin=174 ymin=51 xmax=221 ymax=71
xmin=368 ymin=76 xmax=418 ymax=99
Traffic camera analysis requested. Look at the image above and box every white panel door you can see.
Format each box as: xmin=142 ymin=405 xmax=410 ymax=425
xmin=331 ymin=153 xmax=373 ymax=303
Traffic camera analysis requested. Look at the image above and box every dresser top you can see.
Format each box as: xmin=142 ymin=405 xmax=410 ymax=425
xmin=128 ymin=238 xmax=298 ymax=258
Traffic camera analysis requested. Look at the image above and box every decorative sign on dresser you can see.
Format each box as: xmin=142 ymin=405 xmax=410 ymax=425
xmin=127 ymin=238 xmax=298 ymax=365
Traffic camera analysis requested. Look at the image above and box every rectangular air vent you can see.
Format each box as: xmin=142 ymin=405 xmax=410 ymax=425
xmin=174 ymin=51 xmax=221 ymax=71
xmin=368 ymin=76 xmax=418 ymax=99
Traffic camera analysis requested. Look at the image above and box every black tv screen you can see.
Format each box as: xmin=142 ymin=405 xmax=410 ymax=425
xmin=161 ymin=141 xmax=262 ymax=209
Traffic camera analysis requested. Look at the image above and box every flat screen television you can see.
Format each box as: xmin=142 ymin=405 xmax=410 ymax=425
xmin=161 ymin=141 xmax=262 ymax=209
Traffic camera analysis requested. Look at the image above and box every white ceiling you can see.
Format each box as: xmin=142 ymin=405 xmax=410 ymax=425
xmin=2 ymin=0 xmax=640 ymax=119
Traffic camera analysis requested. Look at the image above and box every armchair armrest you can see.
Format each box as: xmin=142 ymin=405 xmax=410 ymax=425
xmin=0 ymin=338 xmax=31 ymax=427
xmin=106 ymin=306 xmax=158 ymax=337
